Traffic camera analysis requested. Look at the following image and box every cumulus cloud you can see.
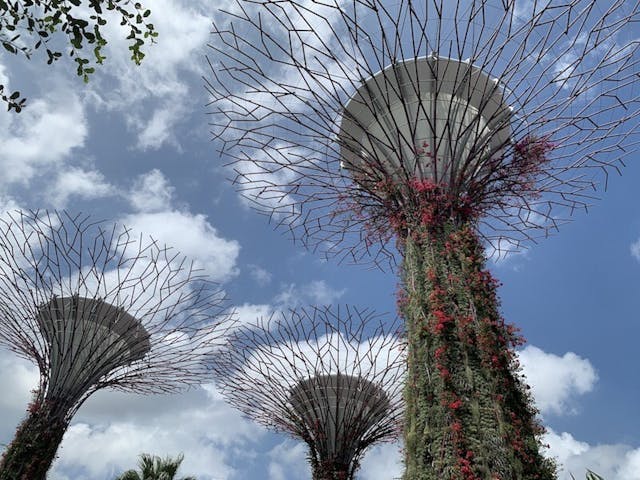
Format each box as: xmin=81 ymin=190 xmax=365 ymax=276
xmin=0 ymin=92 xmax=87 ymax=187
xmin=0 ymin=62 xmax=9 ymax=89
xmin=231 ymin=275 xmax=351 ymax=332
xmin=136 ymin=101 xmax=187 ymax=151
xmin=122 ymin=170 xmax=240 ymax=282
xmin=359 ymin=443 xmax=403 ymax=480
xmin=2 ymin=322 xmax=637 ymax=480
xmin=129 ymin=169 xmax=175 ymax=213
xmin=519 ymin=345 xmax=598 ymax=416
xmin=0 ymin=346 xmax=263 ymax=480
xmin=46 ymin=384 xmax=263 ymax=480
xmin=121 ymin=210 xmax=240 ymax=282
xmin=248 ymin=264 xmax=273 ymax=286
xmin=235 ymin=303 xmax=274 ymax=326
xmin=274 ymin=280 xmax=346 ymax=306
xmin=630 ymin=238 xmax=640 ymax=261
xmin=0 ymin=196 xmax=22 ymax=217
xmin=233 ymin=279 xmax=347 ymax=328
xmin=267 ymin=440 xmax=308 ymax=480
xmin=48 ymin=168 xmax=115 ymax=207
xmin=90 ymin=0 xmax=214 ymax=150
xmin=260 ymin=419 xmax=640 ymax=480
xmin=0 ymin=348 xmax=39 ymax=439
xmin=545 ymin=429 xmax=640 ymax=480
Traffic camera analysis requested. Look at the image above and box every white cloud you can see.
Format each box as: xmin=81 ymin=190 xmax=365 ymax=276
xmin=513 ymin=0 xmax=540 ymax=20
xmin=359 ymin=443 xmax=403 ymax=480
xmin=260 ymin=428 xmax=640 ymax=480
xmin=618 ymin=449 xmax=640 ymax=479
xmin=2 ymin=332 xmax=635 ymax=480
xmin=230 ymin=281 xmax=348 ymax=332
xmin=129 ymin=169 xmax=175 ymax=213
xmin=0 ymin=196 xmax=22 ymax=217
xmin=545 ymin=429 xmax=640 ymax=480
xmin=48 ymin=168 xmax=115 ymax=207
xmin=0 ymin=348 xmax=39 ymax=439
xmin=267 ymin=440 xmax=308 ymax=480
xmin=519 ymin=346 xmax=597 ymax=416
xmin=265 ymin=438 xmax=402 ymax=480
xmin=235 ymin=303 xmax=273 ymax=327
xmin=228 ymin=144 xmax=304 ymax=215
xmin=630 ymin=238 xmax=640 ymax=261
xmin=121 ymin=210 xmax=240 ymax=282
xmin=122 ymin=170 xmax=241 ymax=282
xmin=274 ymin=280 xmax=346 ymax=306
xmin=0 ymin=61 xmax=14 ymax=135
xmin=91 ymin=0 xmax=214 ymax=150
xmin=46 ymin=384 xmax=263 ymax=480
xmin=0 ymin=343 xmax=263 ymax=480
xmin=233 ymin=278 xmax=347 ymax=328
xmin=137 ymin=103 xmax=185 ymax=150
xmin=265 ymin=439 xmax=403 ymax=480
xmin=0 ymin=92 xmax=87 ymax=187
xmin=249 ymin=264 xmax=273 ymax=286
xmin=0 ymin=62 xmax=9 ymax=89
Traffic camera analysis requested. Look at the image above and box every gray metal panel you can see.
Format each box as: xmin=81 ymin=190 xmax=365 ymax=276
xmin=338 ymin=55 xmax=512 ymax=186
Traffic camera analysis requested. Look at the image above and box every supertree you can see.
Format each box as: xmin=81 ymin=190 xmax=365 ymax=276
xmin=211 ymin=305 xmax=404 ymax=480
xmin=0 ymin=210 xmax=235 ymax=480
xmin=205 ymin=1 xmax=640 ymax=478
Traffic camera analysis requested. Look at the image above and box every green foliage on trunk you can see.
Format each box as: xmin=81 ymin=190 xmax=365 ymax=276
xmin=0 ymin=395 xmax=68 ymax=480
xmin=311 ymin=460 xmax=353 ymax=480
xmin=400 ymin=221 xmax=557 ymax=480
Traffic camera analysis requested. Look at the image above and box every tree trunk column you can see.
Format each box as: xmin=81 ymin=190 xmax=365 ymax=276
xmin=401 ymin=222 xmax=556 ymax=480
xmin=0 ymin=397 xmax=68 ymax=480
xmin=312 ymin=467 xmax=352 ymax=480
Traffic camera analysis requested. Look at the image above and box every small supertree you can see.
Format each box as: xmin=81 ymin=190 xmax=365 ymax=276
xmin=206 ymin=1 xmax=640 ymax=478
xmin=0 ymin=211 xmax=235 ymax=480
xmin=211 ymin=306 xmax=405 ymax=480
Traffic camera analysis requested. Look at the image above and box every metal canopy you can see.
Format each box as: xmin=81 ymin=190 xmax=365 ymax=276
xmin=339 ymin=55 xmax=512 ymax=186
xmin=289 ymin=374 xmax=390 ymax=466
xmin=37 ymin=296 xmax=151 ymax=402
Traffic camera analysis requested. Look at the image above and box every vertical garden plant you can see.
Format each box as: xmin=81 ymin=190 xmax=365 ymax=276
xmin=206 ymin=1 xmax=640 ymax=477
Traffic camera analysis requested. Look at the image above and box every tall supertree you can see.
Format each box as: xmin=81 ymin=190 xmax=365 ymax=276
xmin=212 ymin=306 xmax=404 ymax=480
xmin=205 ymin=1 xmax=640 ymax=478
xmin=0 ymin=210 xmax=235 ymax=480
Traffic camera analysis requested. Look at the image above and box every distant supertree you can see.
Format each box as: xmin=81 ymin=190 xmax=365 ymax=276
xmin=206 ymin=1 xmax=640 ymax=478
xmin=212 ymin=306 xmax=404 ymax=480
xmin=0 ymin=211 xmax=234 ymax=480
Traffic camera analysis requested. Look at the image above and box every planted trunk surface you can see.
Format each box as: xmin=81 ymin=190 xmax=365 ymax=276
xmin=0 ymin=397 xmax=68 ymax=480
xmin=401 ymin=221 xmax=556 ymax=480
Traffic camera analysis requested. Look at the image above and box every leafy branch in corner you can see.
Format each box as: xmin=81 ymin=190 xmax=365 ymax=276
xmin=0 ymin=0 xmax=157 ymax=112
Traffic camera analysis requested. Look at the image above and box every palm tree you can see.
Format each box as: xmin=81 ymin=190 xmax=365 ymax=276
xmin=115 ymin=453 xmax=196 ymax=480
xmin=574 ymin=471 xmax=605 ymax=480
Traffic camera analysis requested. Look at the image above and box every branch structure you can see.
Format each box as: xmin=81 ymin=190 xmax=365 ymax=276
xmin=212 ymin=306 xmax=405 ymax=480
xmin=206 ymin=1 xmax=640 ymax=478
xmin=0 ymin=211 xmax=234 ymax=480
xmin=207 ymin=0 xmax=640 ymax=265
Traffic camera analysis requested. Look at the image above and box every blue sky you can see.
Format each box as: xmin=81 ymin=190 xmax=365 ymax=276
xmin=0 ymin=0 xmax=639 ymax=479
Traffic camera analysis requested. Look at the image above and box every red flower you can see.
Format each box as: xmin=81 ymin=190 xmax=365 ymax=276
xmin=434 ymin=346 xmax=446 ymax=359
xmin=433 ymin=309 xmax=453 ymax=333
xmin=437 ymin=364 xmax=450 ymax=379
